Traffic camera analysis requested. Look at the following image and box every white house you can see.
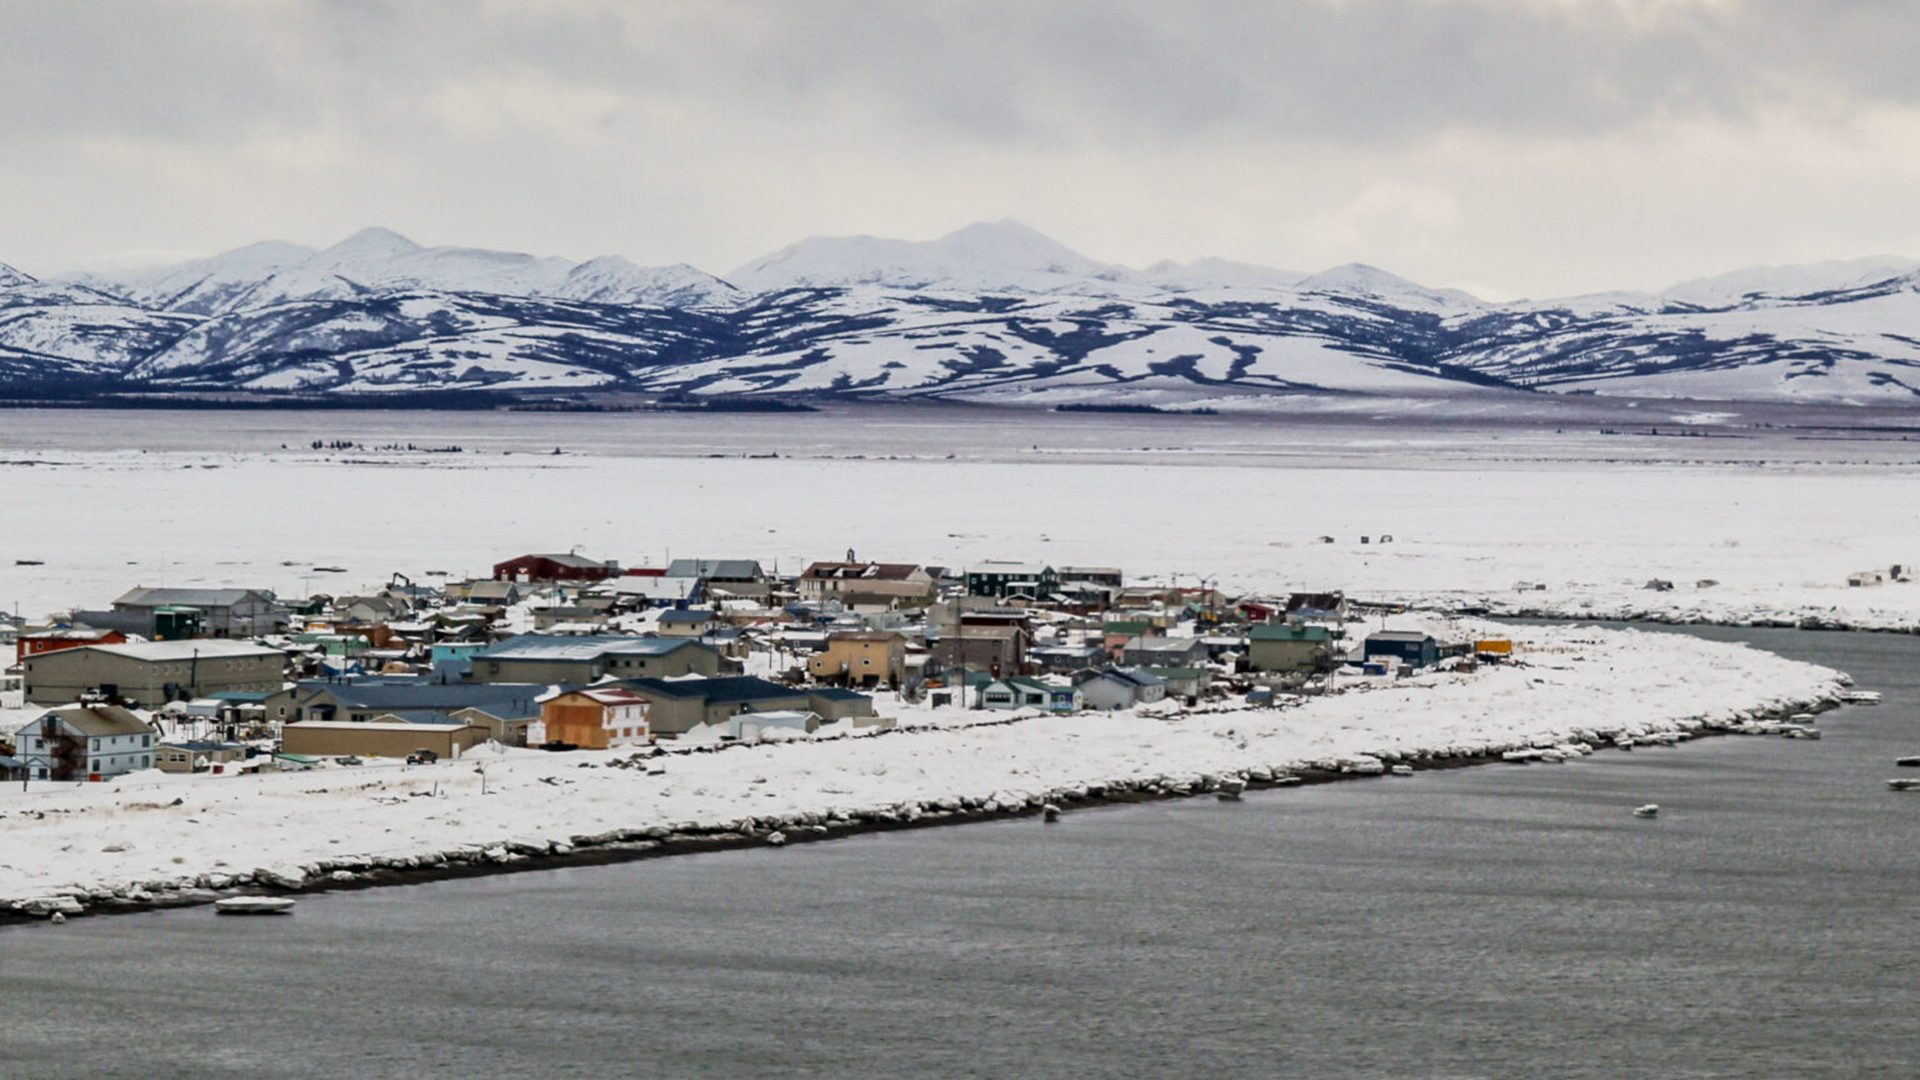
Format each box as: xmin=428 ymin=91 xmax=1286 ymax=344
xmin=11 ymin=704 xmax=158 ymax=782
xmin=977 ymin=677 xmax=1082 ymax=713
xmin=1072 ymin=668 xmax=1169 ymax=711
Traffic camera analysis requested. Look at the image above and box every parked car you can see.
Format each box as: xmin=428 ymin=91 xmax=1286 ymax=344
xmin=406 ymin=748 xmax=440 ymax=765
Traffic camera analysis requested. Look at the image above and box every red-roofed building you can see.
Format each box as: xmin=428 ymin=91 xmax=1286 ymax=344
xmin=17 ymin=627 xmax=128 ymax=664
xmin=492 ymin=553 xmax=620 ymax=584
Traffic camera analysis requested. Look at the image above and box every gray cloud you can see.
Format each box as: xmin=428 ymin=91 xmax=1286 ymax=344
xmin=3 ymin=0 xmax=1918 ymax=296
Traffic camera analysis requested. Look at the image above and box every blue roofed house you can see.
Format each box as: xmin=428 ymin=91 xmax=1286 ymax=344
xmin=600 ymin=574 xmax=702 ymax=609
xmin=287 ymin=677 xmax=548 ymax=744
xmin=471 ymin=634 xmax=722 ymax=684
xmin=619 ymin=675 xmax=810 ymax=735
xmin=656 ymin=609 xmax=723 ymax=638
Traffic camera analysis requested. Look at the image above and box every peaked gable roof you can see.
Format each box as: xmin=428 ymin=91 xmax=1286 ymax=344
xmin=20 ymin=704 xmax=154 ymax=739
xmin=113 ymin=587 xmax=274 ymax=609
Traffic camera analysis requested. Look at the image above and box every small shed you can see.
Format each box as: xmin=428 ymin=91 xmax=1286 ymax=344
xmin=727 ymin=710 xmax=818 ymax=742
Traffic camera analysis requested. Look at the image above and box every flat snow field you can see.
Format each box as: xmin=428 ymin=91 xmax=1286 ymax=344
xmin=0 ymin=620 xmax=1845 ymax=907
xmin=0 ymin=405 xmax=1916 ymax=628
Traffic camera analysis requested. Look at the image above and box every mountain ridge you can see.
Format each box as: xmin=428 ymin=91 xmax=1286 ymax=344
xmin=6 ymin=223 xmax=1919 ymax=407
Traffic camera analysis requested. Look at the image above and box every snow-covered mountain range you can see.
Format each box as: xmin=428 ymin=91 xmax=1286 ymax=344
xmin=4 ymin=221 xmax=1918 ymax=406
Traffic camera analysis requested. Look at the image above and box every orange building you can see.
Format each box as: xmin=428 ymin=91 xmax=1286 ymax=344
xmin=540 ymin=687 xmax=651 ymax=750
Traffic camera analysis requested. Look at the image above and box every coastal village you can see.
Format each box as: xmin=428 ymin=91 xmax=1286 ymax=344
xmin=1 ymin=550 xmax=1510 ymax=784
xmin=0 ymin=545 xmax=1856 ymax=925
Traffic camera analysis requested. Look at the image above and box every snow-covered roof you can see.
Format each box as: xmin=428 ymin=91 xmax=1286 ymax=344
xmin=113 ymin=587 xmax=273 ymax=609
xmin=475 ymin=634 xmax=703 ymax=661
xmin=73 ymin=640 xmax=284 ymax=662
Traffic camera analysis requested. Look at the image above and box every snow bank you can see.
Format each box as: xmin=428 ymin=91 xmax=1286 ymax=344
xmin=0 ymin=622 xmax=1845 ymax=914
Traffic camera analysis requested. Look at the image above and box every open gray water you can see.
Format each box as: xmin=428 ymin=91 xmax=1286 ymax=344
xmin=2 ymin=624 xmax=1916 ymax=1078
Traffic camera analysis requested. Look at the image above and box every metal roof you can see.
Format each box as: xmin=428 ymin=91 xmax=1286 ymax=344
xmin=666 ymin=559 xmax=764 ymax=580
xmin=604 ymin=576 xmax=698 ymax=599
xmin=18 ymin=705 xmax=154 ymax=738
xmin=622 ymin=675 xmax=806 ymax=705
xmin=113 ymin=587 xmax=274 ymax=609
xmin=285 ymin=720 xmax=472 ymax=733
xmin=1124 ymin=635 xmax=1205 ymax=652
xmin=296 ymin=679 xmax=542 ymax=717
xmin=806 ymin=687 xmax=874 ymax=702
xmin=969 ymin=561 xmax=1053 ymax=576
xmin=475 ymin=634 xmax=703 ymax=661
xmin=499 ymin=553 xmax=611 ymax=569
xmin=71 ymin=640 xmax=284 ymax=663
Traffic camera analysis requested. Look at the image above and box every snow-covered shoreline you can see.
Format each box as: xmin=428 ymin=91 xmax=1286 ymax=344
xmin=1402 ymin=596 xmax=1920 ymax=635
xmin=1 ymin=621 xmax=1848 ymax=923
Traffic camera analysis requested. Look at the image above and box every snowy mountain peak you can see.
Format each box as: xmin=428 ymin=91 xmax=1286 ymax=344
xmin=207 ymin=239 xmax=320 ymax=272
xmin=553 ymin=256 xmax=743 ymax=308
xmin=317 ymin=226 xmax=421 ymax=263
xmin=0 ymin=262 xmax=36 ymax=288
xmin=1662 ymin=255 xmax=1920 ymax=307
xmin=1298 ymin=263 xmax=1483 ymax=309
xmin=1140 ymin=257 xmax=1307 ymax=293
xmin=935 ymin=219 xmax=1096 ymax=270
xmin=727 ymin=219 xmax=1135 ymax=295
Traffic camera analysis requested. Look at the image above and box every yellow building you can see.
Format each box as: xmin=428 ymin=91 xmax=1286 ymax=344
xmin=806 ymin=631 xmax=906 ymax=688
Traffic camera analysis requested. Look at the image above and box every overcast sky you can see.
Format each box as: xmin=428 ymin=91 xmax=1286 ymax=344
xmin=4 ymin=0 xmax=1918 ymax=298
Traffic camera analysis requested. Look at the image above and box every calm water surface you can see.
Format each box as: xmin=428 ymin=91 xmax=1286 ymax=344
xmin=2 ymin=625 xmax=1916 ymax=1078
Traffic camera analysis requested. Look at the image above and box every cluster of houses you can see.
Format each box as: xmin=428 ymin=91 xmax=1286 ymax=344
xmin=0 ymin=551 xmax=1508 ymax=785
